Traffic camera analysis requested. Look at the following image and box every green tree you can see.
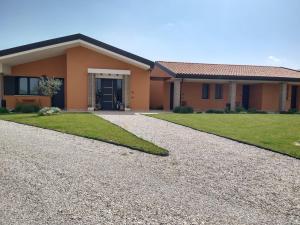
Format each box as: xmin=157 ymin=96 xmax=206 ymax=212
xmin=38 ymin=77 xmax=62 ymax=99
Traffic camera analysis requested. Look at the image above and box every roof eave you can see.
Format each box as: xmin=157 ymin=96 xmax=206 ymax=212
xmin=175 ymin=74 xmax=300 ymax=82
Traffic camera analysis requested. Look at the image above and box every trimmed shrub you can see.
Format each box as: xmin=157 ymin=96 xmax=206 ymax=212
xmin=235 ymin=106 xmax=246 ymax=113
xmin=173 ymin=106 xmax=194 ymax=114
xmin=280 ymin=109 xmax=298 ymax=114
xmin=14 ymin=104 xmax=40 ymax=113
xmin=288 ymin=108 xmax=298 ymax=114
xmin=0 ymin=107 xmax=9 ymax=114
xmin=255 ymin=111 xmax=268 ymax=114
xmin=38 ymin=107 xmax=61 ymax=116
xmin=206 ymin=109 xmax=224 ymax=114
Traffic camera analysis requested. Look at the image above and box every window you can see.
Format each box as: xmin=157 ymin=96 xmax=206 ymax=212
xmin=19 ymin=78 xmax=28 ymax=95
xmin=215 ymin=84 xmax=223 ymax=99
xmin=18 ymin=77 xmax=40 ymax=95
xmin=30 ymin=78 xmax=39 ymax=95
xmin=202 ymin=84 xmax=210 ymax=99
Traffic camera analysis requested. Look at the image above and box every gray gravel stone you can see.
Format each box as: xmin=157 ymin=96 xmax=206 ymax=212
xmin=1 ymin=116 xmax=300 ymax=225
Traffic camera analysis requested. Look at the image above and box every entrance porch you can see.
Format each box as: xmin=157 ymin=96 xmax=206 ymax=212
xmin=87 ymin=69 xmax=130 ymax=111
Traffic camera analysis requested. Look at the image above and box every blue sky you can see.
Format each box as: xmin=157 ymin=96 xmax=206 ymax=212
xmin=1 ymin=0 xmax=299 ymax=69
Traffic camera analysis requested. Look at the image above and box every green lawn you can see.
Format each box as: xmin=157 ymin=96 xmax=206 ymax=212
xmin=149 ymin=113 xmax=300 ymax=159
xmin=0 ymin=113 xmax=168 ymax=156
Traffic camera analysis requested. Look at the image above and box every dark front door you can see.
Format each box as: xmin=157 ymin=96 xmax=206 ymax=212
xmin=101 ymin=79 xmax=114 ymax=110
xmin=99 ymin=79 xmax=123 ymax=110
xmin=242 ymin=85 xmax=250 ymax=110
xmin=170 ymin=82 xmax=174 ymax=110
xmin=52 ymin=78 xmax=65 ymax=109
xmin=291 ymin=85 xmax=298 ymax=109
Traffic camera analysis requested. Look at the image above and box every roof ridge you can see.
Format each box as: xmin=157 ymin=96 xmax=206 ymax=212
xmin=157 ymin=60 xmax=293 ymax=70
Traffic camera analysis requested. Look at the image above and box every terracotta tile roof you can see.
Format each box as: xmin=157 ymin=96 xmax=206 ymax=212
xmin=157 ymin=61 xmax=300 ymax=81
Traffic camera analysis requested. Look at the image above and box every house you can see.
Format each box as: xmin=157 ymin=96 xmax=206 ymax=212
xmin=0 ymin=34 xmax=153 ymax=111
xmin=150 ymin=61 xmax=300 ymax=112
xmin=1 ymin=34 xmax=300 ymax=113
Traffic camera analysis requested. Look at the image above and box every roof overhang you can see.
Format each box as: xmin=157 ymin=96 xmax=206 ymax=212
xmin=0 ymin=34 xmax=154 ymax=70
xmin=155 ymin=62 xmax=300 ymax=82
xmin=175 ymin=74 xmax=300 ymax=82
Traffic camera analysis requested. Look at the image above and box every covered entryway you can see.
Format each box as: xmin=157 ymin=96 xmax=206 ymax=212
xmin=52 ymin=78 xmax=65 ymax=109
xmin=96 ymin=78 xmax=123 ymax=110
xmin=291 ymin=85 xmax=298 ymax=109
xmin=242 ymin=85 xmax=250 ymax=110
xmin=88 ymin=68 xmax=130 ymax=111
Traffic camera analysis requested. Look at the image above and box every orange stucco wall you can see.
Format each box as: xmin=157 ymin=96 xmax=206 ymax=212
xmin=180 ymin=82 xmax=230 ymax=112
xmin=66 ymin=46 xmax=150 ymax=111
xmin=151 ymin=65 xmax=172 ymax=78
xmin=11 ymin=55 xmax=66 ymax=77
xmin=150 ymin=65 xmax=172 ymax=111
xmin=260 ymin=83 xmax=280 ymax=112
xmin=4 ymin=47 xmax=151 ymax=111
xmin=4 ymin=96 xmax=51 ymax=109
xmin=248 ymin=84 xmax=263 ymax=110
xmin=4 ymin=55 xmax=66 ymax=109
xmin=150 ymin=80 xmax=164 ymax=109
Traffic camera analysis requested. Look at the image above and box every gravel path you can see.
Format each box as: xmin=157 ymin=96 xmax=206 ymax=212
xmin=1 ymin=117 xmax=300 ymax=225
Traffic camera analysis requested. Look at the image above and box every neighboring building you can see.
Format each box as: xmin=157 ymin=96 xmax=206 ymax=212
xmin=150 ymin=61 xmax=300 ymax=112
xmin=0 ymin=34 xmax=153 ymax=111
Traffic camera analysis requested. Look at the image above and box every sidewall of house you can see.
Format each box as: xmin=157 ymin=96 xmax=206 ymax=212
xmin=249 ymin=84 xmax=263 ymax=110
xmin=150 ymin=80 xmax=164 ymax=109
xmin=260 ymin=83 xmax=280 ymax=112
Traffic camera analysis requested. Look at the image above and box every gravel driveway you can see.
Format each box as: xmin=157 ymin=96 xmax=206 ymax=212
xmin=1 ymin=116 xmax=300 ymax=225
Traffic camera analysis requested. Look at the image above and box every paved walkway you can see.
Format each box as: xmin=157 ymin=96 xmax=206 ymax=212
xmin=1 ymin=116 xmax=300 ymax=224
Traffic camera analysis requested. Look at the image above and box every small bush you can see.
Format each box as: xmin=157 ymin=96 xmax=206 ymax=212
xmin=206 ymin=109 xmax=224 ymax=114
xmin=38 ymin=107 xmax=61 ymax=116
xmin=235 ymin=106 xmax=246 ymax=113
xmin=288 ymin=108 xmax=298 ymax=114
xmin=255 ymin=111 xmax=268 ymax=114
xmin=14 ymin=104 xmax=40 ymax=113
xmin=280 ymin=109 xmax=298 ymax=114
xmin=0 ymin=107 xmax=9 ymax=114
xmin=173 ymin=106 xmax=194 ymax=114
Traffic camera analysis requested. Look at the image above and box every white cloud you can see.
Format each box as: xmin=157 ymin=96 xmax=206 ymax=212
xmin=268 ymin=55 xmax=281 ymax=63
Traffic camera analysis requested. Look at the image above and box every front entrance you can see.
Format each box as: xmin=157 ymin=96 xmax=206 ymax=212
xmin=291 ymin=85 xmax=298 ymax=109
xmin=96 ymin=78 xmax=123 ymax=110
xmin=52 ymin=78 xmax=65 ymax=109
xmin=242 ymin=85 xmax=250 ymax=110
